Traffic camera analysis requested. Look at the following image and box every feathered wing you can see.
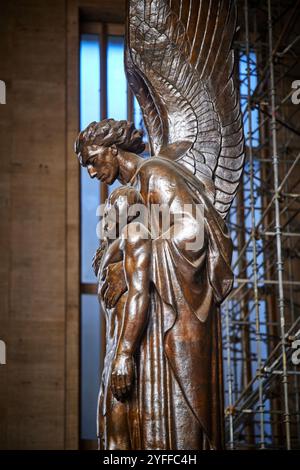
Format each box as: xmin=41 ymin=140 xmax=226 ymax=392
xmin=125 ymin=0 xmax=245 ymax=218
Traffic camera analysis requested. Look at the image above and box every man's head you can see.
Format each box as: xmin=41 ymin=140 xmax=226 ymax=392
xmin=103 ymin=186 xmax=145 ymax=240
xmin=75 ymin=119 xmax=145 ymax=185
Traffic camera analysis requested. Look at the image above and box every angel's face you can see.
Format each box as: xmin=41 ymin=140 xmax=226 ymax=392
xmin=85 ymin=145 xmax=119 ymax=185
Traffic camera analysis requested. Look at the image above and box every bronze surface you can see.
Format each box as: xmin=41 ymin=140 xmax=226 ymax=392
xmin=75 ymin=0 xmax=244 ymax=450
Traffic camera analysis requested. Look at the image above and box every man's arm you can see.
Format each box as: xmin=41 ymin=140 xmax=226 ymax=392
xmin=110 ymin=222 xmax=151 ymax=401
xmin=99 ymin=238 xmax=126 ymax=309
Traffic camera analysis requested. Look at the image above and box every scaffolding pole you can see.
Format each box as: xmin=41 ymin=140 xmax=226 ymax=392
xmin=222 ymin=0 xmax=300 ymax=450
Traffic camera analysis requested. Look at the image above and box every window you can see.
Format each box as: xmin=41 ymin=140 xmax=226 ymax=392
xmin=80 ymin=30 xmax=101 ymax=443
xmin=79 ymin=22 xmax=147 ymax=443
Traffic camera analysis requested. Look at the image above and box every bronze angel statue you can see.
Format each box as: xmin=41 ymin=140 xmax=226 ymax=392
xmin=75 ymin=0 xmax=244 ymax=450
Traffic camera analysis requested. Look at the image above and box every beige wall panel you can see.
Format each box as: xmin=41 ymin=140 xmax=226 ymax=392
xmin=0 ymin=0 xmax=67 ymax=450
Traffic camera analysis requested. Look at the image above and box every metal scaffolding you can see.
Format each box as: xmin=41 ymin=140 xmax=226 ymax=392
xmin=222 ymin=0 xmax=300 ymax=449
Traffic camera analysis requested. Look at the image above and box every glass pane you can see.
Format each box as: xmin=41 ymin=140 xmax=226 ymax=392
xmin=134 ymin=96 xmax=148 ymax=145
xmin=239 ymin=51 xmax=259 ymax=147
xmin=81 ymin=294 xmax=101 ymax=440
xmin=81 ymin=169 xmax=100 ymax=282
xmin=134 ymin=96 xmax=143 ymax=129
xmin=80 ymin=34 xmax=101 ymax=283
xmin=107 ymin=35 xmax=127 ymax=120
xmin=80 ymin=34 xmax=100 ymax=129
xmin=107 ymin=35 xmax=128 ymax=194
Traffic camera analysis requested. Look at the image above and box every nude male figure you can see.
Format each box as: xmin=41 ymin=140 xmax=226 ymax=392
xmin=94 ymin=186 xmax=151 ymax=449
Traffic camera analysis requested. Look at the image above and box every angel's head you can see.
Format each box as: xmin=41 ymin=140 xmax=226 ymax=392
xmin=75 ymin=119 xmax=145 ymax=185
xmin=103 ymin=185 xmax=144 ymax=240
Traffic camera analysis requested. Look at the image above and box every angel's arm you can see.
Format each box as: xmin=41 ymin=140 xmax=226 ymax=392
xmin=110 ymin=222 xmax=151 ymax=400
xmin=116 ymin=223 xmax=151 ymax=356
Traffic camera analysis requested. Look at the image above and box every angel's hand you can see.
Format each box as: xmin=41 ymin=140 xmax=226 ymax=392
xmin=99 ymin=262 xmax=127 ymax=309
xmin=110 ymin=353 xmax=135 ymax=401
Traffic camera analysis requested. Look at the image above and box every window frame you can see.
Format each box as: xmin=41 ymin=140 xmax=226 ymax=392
xmin=79 ymin=20 xmax=136 ymax=447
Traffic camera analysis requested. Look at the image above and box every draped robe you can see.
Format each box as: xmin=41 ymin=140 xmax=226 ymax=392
xmin=98 ymin=157 xmax=233 ymax=450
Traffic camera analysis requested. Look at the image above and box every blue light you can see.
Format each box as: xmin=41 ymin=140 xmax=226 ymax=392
xmin=80 ymin=34 xmax=100 ymax=129
xmin=107 ymin=36 xmax=127 ymax=121
xmin=80 ymin=35 xmax=101 ymax=284
xmin=81 ymin=294 xmax=101 ymax=440
xmin=80 ymin=34 xmax=101 ymax=442
xmin=239 ymin=52 xmax=259 ymax=148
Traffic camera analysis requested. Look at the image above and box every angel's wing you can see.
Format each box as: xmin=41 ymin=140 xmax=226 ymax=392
xmin=125 ymin=0 xmax=245 ymax=218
